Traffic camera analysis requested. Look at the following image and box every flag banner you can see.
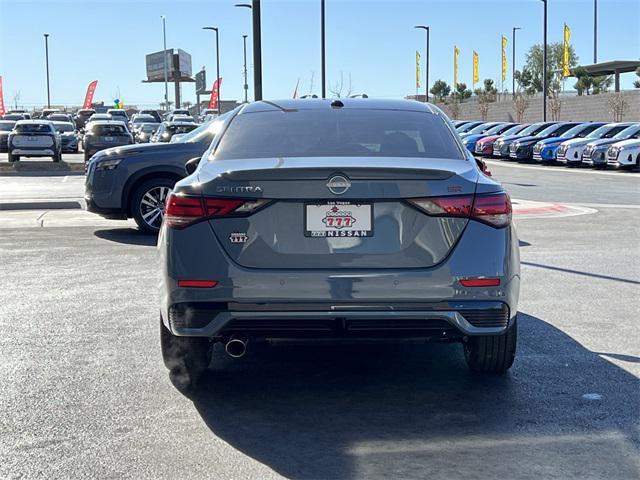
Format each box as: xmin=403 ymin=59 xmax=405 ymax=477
xmin=563 ymin=23 xmax=571 ymax=78
xmin=454 ymin=46 xmax=460 ymax=87
xmin=473 ymin=51 xmax=479 ymax=85
xmin=209 ymin=77 xmax=223 ymax=110
xmin=83 ymin=80 xmax=98 ymax=110
xmin=293 ymin=78 xmax=300 ymax=99
xmin=0 ymin=76 xmax=5 ymax=117
xmin=416 ymin=51 xmax=421 ymax=89
xmin=501 ymin=36 xmax=508 ymax=81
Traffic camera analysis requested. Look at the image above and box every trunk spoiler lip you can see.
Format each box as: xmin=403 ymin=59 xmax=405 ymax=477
xmin=200 ymin=156 xmax=475 ymax=182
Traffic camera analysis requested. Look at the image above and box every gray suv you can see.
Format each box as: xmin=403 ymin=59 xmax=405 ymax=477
xmin=159 ymin=99 xmax=520 ymax=391
xmin=85 ymin=118 xmax=227 ymax=233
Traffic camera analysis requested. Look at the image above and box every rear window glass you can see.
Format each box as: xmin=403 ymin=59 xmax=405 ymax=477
xmin=94 ymin=125 xmax=127 ymax=135
xmin=167 ymin=124 xmax=198 ymax=134
xmin=214 ymin=109 xmax=464 ymax=160
xmin=15 ymin=124 xmax=52 ymax=134
xmin=53 ymin=122 xmax=75 ymax=132
xmin=0 ymin=122 xmax=15 ymax=131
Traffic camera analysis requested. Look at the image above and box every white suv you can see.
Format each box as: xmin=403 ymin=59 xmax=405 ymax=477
xmin=7 ymin=120 xmax=61 ymax=162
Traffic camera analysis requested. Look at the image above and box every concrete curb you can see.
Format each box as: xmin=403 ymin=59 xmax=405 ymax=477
xmin=0 ymin=161 xmax=85 ymax=176
xmin=0 ymin=200 xmax=83 ymax=211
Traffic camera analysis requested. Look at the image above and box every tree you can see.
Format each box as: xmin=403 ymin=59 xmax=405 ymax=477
xmin=634 ymin=67 xmax=640 ymax=89
xmin=607 ymin=93 xmax=627 ymax=122
xmin=513 ymin=91 xmax=531 ymax=122
xmin=573 ymin=66 xmax=613 ymax=95
xmin=515 ymin=42 xmax=578 ymax=94
xmin=182 ymin=101 xmax=193 ymax=109
xmin=454 ymin=82 xmax=472 ymax=101
xmin=430 ymin=80 xmax=451 ymax=102
xmin=329 ymin=72 xmax=352 ymax=98
xmin=474 ymin=79 xmax=497 ymax=121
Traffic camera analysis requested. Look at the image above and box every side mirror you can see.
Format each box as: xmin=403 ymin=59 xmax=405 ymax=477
xmin=474 ymin=157 xmax=492 ymax=177
xmin=185 ymin=157 xmax=200 ymax=175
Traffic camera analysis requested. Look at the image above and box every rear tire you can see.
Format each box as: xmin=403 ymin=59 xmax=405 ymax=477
xmin=8 ymin=152 xmax=18 ymax=162
xmin=84 ymin=150 xmax=91 ymax=163
xmin=131 ymin=178 xmax=175 ymax=234
xmin=160 ymin=317 xmax=211 ymax=392
xmin=463 ymin=318 xmax=517 ymax=373
xmin=53 ymin=150 xmax=62 ymax=163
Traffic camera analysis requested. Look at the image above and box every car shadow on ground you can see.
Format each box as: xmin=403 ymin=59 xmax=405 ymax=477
xmin=188 ymin=313 xmax=639 ymax=479
xmin=94 ymin=228 xmax=157 ymax=246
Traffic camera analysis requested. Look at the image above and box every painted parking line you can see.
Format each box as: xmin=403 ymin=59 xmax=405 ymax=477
xmin=484 ymin=159 xmax=639 ymax=177
xmin=511 ymin=199 xmax=596 ymax=219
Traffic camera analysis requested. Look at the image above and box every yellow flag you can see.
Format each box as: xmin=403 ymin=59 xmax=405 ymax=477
xmin=563 ymin=23 xmax=571 ymax=78
xmin=473 ymin=51 xmax=479 ymax=85
xmin=501 ymin=36 xmax=508 ymax=81
xmin=454 ymin=46 xmax=460 ymax=87
xmin=416 ymin=51 xmax=421 ymax=89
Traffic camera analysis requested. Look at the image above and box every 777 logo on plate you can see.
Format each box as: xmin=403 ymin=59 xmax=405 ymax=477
xmin=322 ymin=206 xmax=356 ymax=229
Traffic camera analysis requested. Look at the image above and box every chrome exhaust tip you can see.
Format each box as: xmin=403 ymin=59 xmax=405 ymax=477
xmin=225 ymin=337 xmax=247 ymax=358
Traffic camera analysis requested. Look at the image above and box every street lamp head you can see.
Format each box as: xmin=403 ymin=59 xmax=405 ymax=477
xmin=414 ymin=25 xmax=429 ymax=31
xmin=235 ymin=3 xmax=252 ymax=8
xmin=514 ymin=26 xmax=522 ymax=31
xmin=202 ymin=26 xmax=218 ymax=32
xmin=43 ymin=33 xmax=49 ymax=37
xmin=242 ymin=34 xmax=248 ymax=39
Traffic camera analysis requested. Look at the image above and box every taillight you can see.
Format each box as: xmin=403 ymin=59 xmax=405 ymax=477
xmin=164 ymin=193 xmax=270 ymax=229
xmin=407 ymin=192 xmax=511 ymax=228
xmin=472 ymin=192 xmax=512 ymax=228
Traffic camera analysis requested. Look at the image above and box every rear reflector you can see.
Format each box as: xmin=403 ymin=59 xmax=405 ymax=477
xmin=177 ymin=280 xmax=219 ymax=288
xmin=164 ymin=193 xmax=270 ymax=229
xmin=459 ymin=278 xmax=501 ymax=287
xmin=406 ymin=192 xmax=511 ymax=228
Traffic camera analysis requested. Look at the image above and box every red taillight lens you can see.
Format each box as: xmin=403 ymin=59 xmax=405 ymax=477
xmin=407 ymin=192 xmax=511 ymax=228
xmin=459 ymin=278 xmax=501 ymax=287
xmin=472 ymin=192 xmax=512 ymax=228
xmin=177 ymin=279 xmax=218 ymax=288
xmin=164 ymin=193 xmax=269 ymax=229
xmin=406 ymin=195 xmax=473 ymax=217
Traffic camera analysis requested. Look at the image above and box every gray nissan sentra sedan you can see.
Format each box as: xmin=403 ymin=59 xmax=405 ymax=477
xmin=159 ymin=99 xmax=520 ymax=390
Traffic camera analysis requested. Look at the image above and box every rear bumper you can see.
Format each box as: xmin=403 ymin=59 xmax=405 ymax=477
xmin=160 ymin=220 xmax=521 ymax=339
xmin=10 ymin=148 xmax=55 ymax=156
xmin=166 ymin=301 xmax=514 ymax=338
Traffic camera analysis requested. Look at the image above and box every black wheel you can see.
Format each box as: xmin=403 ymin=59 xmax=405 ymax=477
xmin=84 ymin=150 xmax=91 ymax=163
xmin=7 ymin=152 xmax=18 ymax=162
xmin=160 ymin=317 xmax=211 ymax=392
xmin=463 ymin=318 xmax=517 ymax=373
xmin=634 ymin=154 xmax=640 ymax=172
xmin=53 ymin=150 xmax=62 ymax=163
xmin=131 ymin=178 xmax=175 ymax=234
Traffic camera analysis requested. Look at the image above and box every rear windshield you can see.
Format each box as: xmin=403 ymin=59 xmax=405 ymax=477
xmin=167 ymin=124 xmax=198 ymax=134
xmin=214 ymin=109 xmax=464 ymax=160
xmin=0 ymin=122 xmax=15 ymax=131
xmin=15 ymin=124 xmax=52 ymax=134
xmin=94 ymin=125 xmax=127 ymax=136
xmin=133 ymin=116 xmax=154 ymax=123
xmin=141 ymin=124 xmax=159 ymax=132
xmin=53 ymin=122 xmax=75 ymax=132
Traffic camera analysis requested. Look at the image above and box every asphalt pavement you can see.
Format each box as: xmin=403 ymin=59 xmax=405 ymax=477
xmin=0 ymin=161 xmax=638 ymax=479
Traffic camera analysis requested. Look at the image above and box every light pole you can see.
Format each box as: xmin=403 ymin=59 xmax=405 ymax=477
xmin=414 ymin=25 xmax=430 ymax=102
xmin=541 ymin=0 xmax=548 ymax=121
xmin=235 ymin=2 xmax=262 ymax=101
xmin=321 ymin=0 xmax=326 ymax=98
xmin=512 ymin=27 xmax=521 ymax=98
xmin=202 ymin=27 xmax=220 ymax=114
xmin=43 ymin=33 xmax=51 ymax=108
xmin=242 ymin=35 xmax=249 ymax=103
xmin=593 ymin=0 xmax=598 ymax=63
xmin=161 ymin=16 xmax=169 ymax=111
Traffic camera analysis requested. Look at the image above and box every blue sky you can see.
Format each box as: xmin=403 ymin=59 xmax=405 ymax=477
xmin=0 ymin=0 xmax=638 ymax=108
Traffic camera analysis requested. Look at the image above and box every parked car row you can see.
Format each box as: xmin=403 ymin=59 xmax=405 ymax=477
xmin=453 ymin=120 xmax=640 ymax=170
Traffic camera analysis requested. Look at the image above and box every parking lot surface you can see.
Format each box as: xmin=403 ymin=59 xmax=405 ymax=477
xmin=0 ymin=161 xmax=638 ymax=479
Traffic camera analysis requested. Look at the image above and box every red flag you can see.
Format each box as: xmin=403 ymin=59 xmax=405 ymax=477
xmin=208 ymin=77 xmax=223 ymax=110
xmin=292 ymin=78 xmax=300 ymax=99
xmin=83 ymin=80 xmax=98 ymax=110
xmin=0 ymin=76 xmax=5 ymax=117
